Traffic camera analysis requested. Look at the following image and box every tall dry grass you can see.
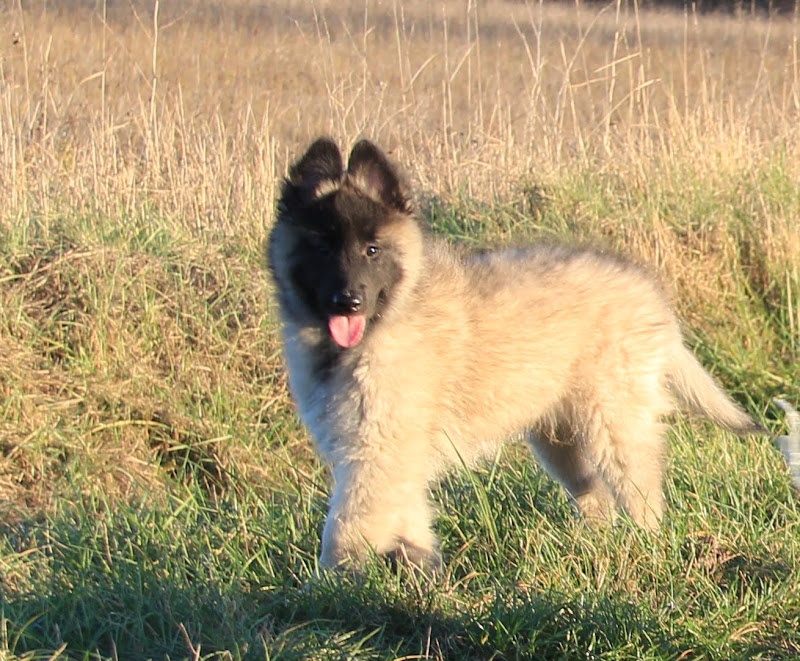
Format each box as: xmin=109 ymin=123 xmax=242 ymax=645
xmin=0 ymin=0 xmax=797 ymax=241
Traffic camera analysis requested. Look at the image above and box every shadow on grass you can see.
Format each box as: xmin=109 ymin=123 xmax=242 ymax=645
xmin=0 ymin=495 xmax=686 ymax=660
xmin=278 ymin=576 xmax=686 ymax=661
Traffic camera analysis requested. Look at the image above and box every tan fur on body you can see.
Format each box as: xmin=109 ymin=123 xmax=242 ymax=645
xmin=268 ymin=138 xmax=763 ymax=573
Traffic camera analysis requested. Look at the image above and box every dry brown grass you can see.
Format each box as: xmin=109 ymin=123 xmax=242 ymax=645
xmin=1 ymin=0 xmax=798 ymax=231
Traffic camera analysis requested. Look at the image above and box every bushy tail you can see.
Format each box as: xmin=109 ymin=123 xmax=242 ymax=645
xmin=667 ymin=345 xmax=765 ymax=436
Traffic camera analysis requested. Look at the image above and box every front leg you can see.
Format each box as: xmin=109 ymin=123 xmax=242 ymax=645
xmin=319 ymin=460 xmax=441 ymax=574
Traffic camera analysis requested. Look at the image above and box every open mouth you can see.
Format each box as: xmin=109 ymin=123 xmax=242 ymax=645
xmin=328 ymin=314 xmax=366 ymax=348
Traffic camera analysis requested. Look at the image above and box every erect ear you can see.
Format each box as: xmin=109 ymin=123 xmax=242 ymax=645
xmin=346 ymin=140 xmax=411 ymax=213
xmin=285 ymin=137 xmax=344 ymax=204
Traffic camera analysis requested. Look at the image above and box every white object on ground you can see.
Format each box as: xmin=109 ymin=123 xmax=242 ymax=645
xmin=774 ymin=398 xmax=800 ymax=490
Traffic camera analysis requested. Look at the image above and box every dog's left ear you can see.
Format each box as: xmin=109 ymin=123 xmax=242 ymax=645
xmin=347 ymin=140 xmax=411 ymax=213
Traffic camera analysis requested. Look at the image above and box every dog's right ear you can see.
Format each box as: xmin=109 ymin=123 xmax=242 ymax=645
xmin=284 ymin=137 xmax=344 ymax=206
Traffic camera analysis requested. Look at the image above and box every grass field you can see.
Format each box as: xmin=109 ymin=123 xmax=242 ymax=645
xmin=1 ymin=0 xmax=799 ymax=658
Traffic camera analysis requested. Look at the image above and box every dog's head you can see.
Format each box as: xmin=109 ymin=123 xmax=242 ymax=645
xmin=269 ymin=138 xmax=425 ymax=349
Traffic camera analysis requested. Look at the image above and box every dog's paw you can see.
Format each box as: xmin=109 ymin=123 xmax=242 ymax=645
xmin=387 ymin=540 xmax=443 ymax=579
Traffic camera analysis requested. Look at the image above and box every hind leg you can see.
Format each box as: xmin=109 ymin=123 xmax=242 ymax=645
xmin=528 ymin=430 xmax=616 ymax=525
xmin=592 ymin=416 xmax=667 ymax=530
xmin=577 ymin=399 xmax=667 ymax=530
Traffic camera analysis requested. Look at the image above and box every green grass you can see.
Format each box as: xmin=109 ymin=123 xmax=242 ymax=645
xmin=1 ymin=157 xmax=799 ymax=659
xmin=2 ymin=443 xmax=800 ymax=659
xmin=1 ymin=2 xmax=799 ymax=656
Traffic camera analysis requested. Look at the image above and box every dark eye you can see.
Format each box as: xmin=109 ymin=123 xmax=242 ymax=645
xmin=365 ymin=245 xmax=380 ymax=258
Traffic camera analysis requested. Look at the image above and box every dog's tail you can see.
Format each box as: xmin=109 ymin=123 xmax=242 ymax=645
xmin=667 ymin=344 xmax=765 ymax=436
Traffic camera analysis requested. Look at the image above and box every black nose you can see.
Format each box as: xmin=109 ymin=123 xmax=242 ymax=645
xmin=331 ymin=291 xmax=363 ymax=314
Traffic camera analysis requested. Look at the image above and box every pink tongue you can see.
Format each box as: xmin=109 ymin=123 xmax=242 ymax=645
xmin=328 ymin=315 xmax=366 ymax=348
